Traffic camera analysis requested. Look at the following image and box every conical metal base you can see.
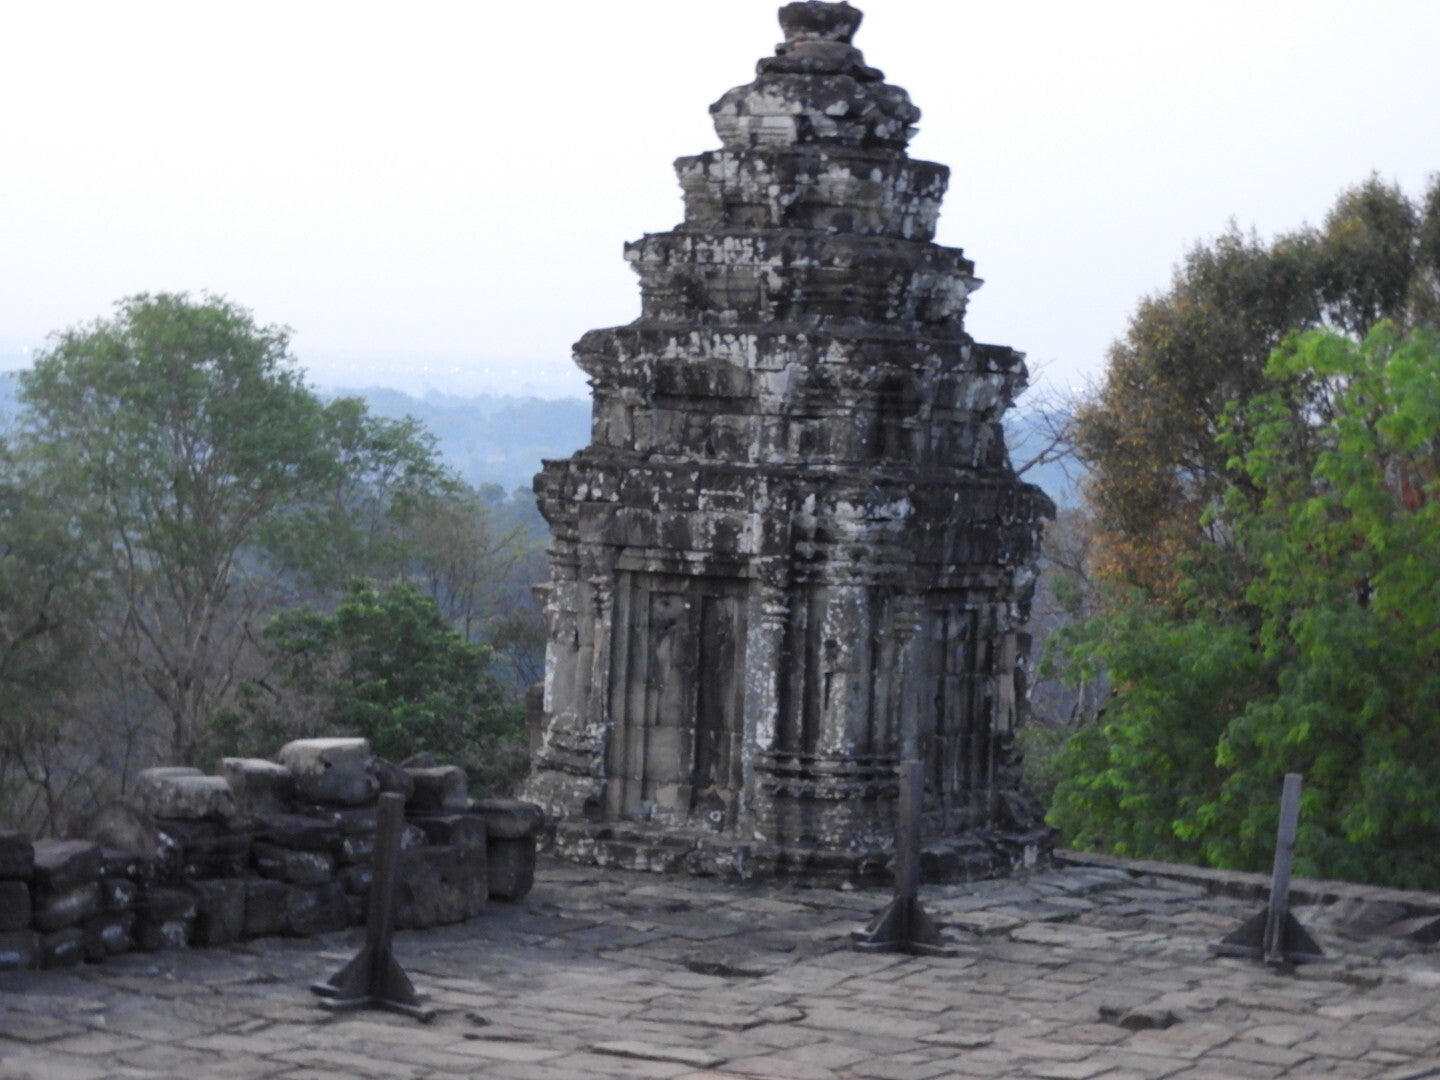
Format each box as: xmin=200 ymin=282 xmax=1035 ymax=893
xmin=852 ymin=895 xmax=956 ymax=957
xmin=1211 ymin=908 xmax=1326 ymax=966
xmin=312 ymin=943 xmax=435 ymax=1020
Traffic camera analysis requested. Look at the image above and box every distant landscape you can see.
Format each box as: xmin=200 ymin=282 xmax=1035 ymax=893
xmin=0 ymin=370 xmax=1077 ymax=506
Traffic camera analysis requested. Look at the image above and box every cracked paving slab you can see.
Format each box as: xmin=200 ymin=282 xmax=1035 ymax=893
xmin=4 ymin=856 xmax=1440 ymax=1079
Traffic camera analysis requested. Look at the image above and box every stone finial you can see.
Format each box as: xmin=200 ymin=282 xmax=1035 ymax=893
xmin=779 ymin=1 xmax=863 ymax=43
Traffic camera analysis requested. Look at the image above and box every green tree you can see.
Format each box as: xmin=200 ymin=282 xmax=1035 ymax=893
xmin=0 ymin=441 xmax=105 ymax=831
xmin=218 ymin=580 xmax=525 ymax=795
xmin=17 ymin=293 xmax=457 ymax=762
xmin=1053 ymin=325 xmax=1440 ymax=889
xmin=1074 ymin=175 xmax=1440 ymax=601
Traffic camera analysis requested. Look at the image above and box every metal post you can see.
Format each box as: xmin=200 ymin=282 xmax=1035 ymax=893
xmin=312 ymin=791 xmax=435 ymax=1019
xmin=1210 ymin=773 xmax=1325 ymax=966
xmin=1263 ymin=772 xmax=1302 ymax=964
xmin=852 ymin=760 xmax=954 ymax=957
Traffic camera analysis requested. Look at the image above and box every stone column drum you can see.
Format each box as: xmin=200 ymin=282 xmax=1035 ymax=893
xmin=524 ymin=1 xmax=1054 ymax=883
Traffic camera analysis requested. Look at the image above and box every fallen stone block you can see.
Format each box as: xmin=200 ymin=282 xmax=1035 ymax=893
xmin=0 ymin=929 xmax=37 ymax=970
xmin=282 ymin=887 xmax=349 ymax=938
xmin=330 ymin=806 xmax=379 ymax=834
xmin=99 ymin=848 xmax=150 ymax=884
xmin=192 ymin=878 xmax=247 ymax=946
xmin=0 ymin=831 xmax=33 ymax=879
xmin=286 ymin=881 xmax=350 ymax=937
xmin=31 ymin=840 xmax=102 ymax=894
xmin=97 ymin=876 xmax=139 ymax=912
xmin=335 ymin=833 xmax=375 ymax=865
xmin=253 ymin=812 xmax=343 ymax=852
xmin=253 ymin=842 xmax=335 ymax=885
xmin=136 ymin=774 xmax=238 ymax=823
xmin=338 ymin=864 xmax=372 ymax=897
xmin=406 ymin=766 xmax=469 ymax=813
xmin=243 ymin=878 xmax=291 ymax=939
xmin=32 ymin=882 xmax=101 ymax=932
xmin=0 ymin=881 xmax=31 ymax=931
xmin=157 ymin=820 xmax=252 ymax=880
xmin=83 ymin=912 xmax=134 ymax=960
xmin=219 ymin=757 xmax=295 ymax=816
xmin=40 ymin=927 xmax=87 ymax=969
xmin=277 ymin=738 xmax=378 ymax=807
xmin=133 ymin=917 xmax=192 ymax=952
xmin=472 ymin=798 xmax=546 ymax=839
xmin=411 ymin=813 xmax=486 ymax=850
xmin=487 ymin=837 xmax=537 ymax=902
xmin=394 ymin=845 xmax=486 ymax=929
xmin=133 ymin=886 xmax=198 ymax=949
xmin=135 ymin=886 xmax=198 ymax=922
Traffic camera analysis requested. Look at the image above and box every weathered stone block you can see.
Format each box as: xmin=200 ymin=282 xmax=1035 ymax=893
xmin=411 ymin=813 xmax=486 ymax=850
xmin=31 ymin=839 xmax=102 ymax=894
xmin=405 ymin=766 xmax=469 ymax=813
xmin=335 ymin=833 xmax=375 ymax=865
xmin=133 ymin=917 xmax=192 ymax=952
xmin=394 ymin=845 xmax=486 ymax=929
xmin=0 ymin=929 xmax=38 ymax=970
xmin=136 ymin=773 xmax=238 ymax=822
xmin=219 ymin=757 xmax=294 ymax=816
xmin=192 ymin=878 xmax=247 ymax=946
xmin=473 ymin=798 xmax=546 ymax=839
xmin=243 ymin=878 xmax=290 ymax=939
xmin=253 ymin=812 xmax=342 ymax=852
xmin=285 ymin=881 xmax=350 ymax=936
xmin=99 ymin=848 xmax=149 ymax=883
xmin=156 ymin=820 xmax=252 ymax=880
xmin=32 ymin=882 xmax=101 ymax=932
xmin=277 ymin=738 xmax=378 ymax=807
xmin=0 ymin=830 xmax=34 ymax=879
xmin=83 ymin=912 xmax=134 ymax=960
xmin=487 ymin=837 xmax=537 ymax=901
xmin=252 ymin=841 xmax=335 ymax=885
xmin=0 ymin=881 xmax=31 ymax=931
xmin=337 ymin=864 xmax=372 ymax=897
xmin=39 ymin=927 xmax=87 ymax=969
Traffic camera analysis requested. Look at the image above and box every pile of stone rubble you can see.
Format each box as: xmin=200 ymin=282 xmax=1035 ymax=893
xmin=0 ymin=737 xmax=543 ymax=972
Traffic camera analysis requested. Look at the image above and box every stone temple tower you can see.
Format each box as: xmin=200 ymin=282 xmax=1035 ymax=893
xmin=525 ymin=1 xmax=1054 ymax=882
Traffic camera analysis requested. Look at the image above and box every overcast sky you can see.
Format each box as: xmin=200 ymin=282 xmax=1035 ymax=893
xmin=4 ymin=0 xmax=1439 ymax=399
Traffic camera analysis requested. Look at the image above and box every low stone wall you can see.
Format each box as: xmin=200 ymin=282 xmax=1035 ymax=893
xmin=0 ymin=738 xmax=544 ymax=972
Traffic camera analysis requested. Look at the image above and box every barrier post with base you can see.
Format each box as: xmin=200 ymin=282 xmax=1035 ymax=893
xmin=852 ymin=759 xmax=955 ymax=957
xmin=1211 ymin=772 xmax=1325 ymax=966
xmin=311 ymin=791 xmax=436 ymax=1019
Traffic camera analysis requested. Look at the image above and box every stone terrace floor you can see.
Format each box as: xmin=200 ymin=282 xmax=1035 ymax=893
xmin=4 ymin=854 xmax=1440 ymax=1080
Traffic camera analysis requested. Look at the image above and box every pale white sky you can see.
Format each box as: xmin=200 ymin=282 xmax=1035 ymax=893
xmin=3 ymin=0 xmax=1439 ymax=399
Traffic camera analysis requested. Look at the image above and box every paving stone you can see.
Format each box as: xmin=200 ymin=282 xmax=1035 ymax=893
xmin=592 ymin=1041 xmax=728 ymax=1068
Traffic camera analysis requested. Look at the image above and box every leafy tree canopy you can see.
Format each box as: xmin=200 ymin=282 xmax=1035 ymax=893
xmin=1074 ymin=176 xmax=1440 ymax=600
xmin=15 ymin=293 xmax=462 ymax=762
xmin=215 ymin=580 xmax=524 ymax=795
xmin=1052 ymin=324 xmax=1440 ymax=889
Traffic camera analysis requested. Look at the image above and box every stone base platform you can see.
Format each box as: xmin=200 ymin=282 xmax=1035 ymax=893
xmin=542 ymin=818 xmax=1055 ymax=887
